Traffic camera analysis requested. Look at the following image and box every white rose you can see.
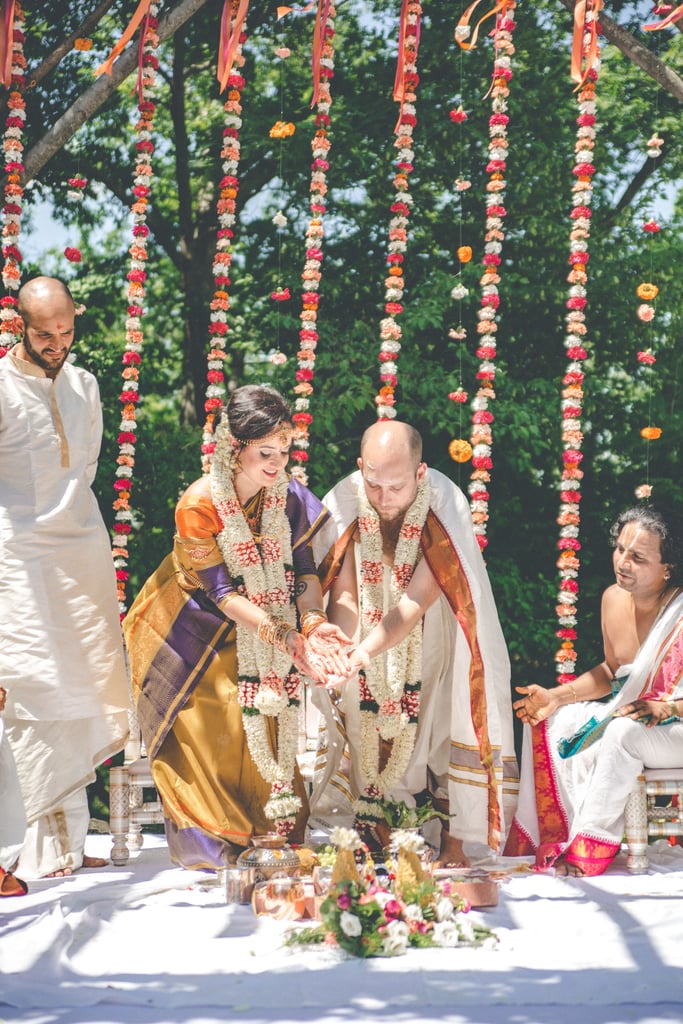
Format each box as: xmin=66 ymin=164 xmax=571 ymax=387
xmin=340 ymin=911 xmax=362 ymax=938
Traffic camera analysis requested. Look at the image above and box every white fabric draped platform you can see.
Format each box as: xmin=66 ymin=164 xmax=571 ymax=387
xmin=1 ymin=833 xmax=682 ymax=1024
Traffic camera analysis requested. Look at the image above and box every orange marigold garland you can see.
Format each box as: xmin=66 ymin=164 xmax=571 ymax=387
xmin=0 ymin=1 xmax=26 ymax=356
xmin=110 ymin=3 xmax=160 ymax=617
xmin=375 ymin=0 xmax=422 ymax=420
xmin=554 ymin=0 xmax=602 ymax=685
xmin=457 ymin=2 xmax=517 ymax=551
xmin=200 ymin=34 xmax=248 ymax=472
xmin=290 ymin=1 xmax=336 ymax=482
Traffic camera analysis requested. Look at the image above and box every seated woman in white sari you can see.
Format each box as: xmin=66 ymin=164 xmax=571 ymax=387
xmin=504 ymin=504 xmax=683 ymax=876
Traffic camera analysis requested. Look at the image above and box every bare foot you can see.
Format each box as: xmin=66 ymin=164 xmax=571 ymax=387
xmin=554 ymin=858 xmax=584 ymax=877
xmin=436 ymin=830 xmax=470 ymax=869
xmin=43 ymin=855 xmax=108 ymax=878
xmin=82 ymin=855 xmax=108 ymax=869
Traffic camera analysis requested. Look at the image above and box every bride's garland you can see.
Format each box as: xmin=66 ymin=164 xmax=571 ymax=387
xmin=353 ymin=478 xmax=431 ymax=825
xmin=210 ymin=420 xmax=301 ymax=834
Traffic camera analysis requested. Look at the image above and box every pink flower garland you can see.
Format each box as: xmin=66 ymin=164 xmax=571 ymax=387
xmin=459 ymin=2 xmax=517 ymax=551
xmin=554 ymin=3 xmax=602 ymax=684
xmin=375 ymin=0 xmax=422 ymax=420
xmin=0 ymin=1 xmax=26 ymax=357
xmin=289 ymin=3 xmax=336 ymax=482
xmin=200 ymin=36 xmax=247 ymax=473
xmin=110 ymin=4 xmax=160 ymax=617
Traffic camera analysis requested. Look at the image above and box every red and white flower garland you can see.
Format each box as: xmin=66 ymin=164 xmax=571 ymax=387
xmin=289 ymin=3 xmax=336 ymax=483
xmin=554 ymin=3 xmax=602 ymax=684
xmin=200 ymin=37 xmax=247 ymax=473
xmin=0 ymin=1 xmax=26 ymax=356
xmin=460 ymin=2 xmax=517 ymax=552
xmin=375 ymin=0 xmax=422 ymax=420
xmin=110 ymin=4 xmax=160 ymax=617
xmin=210 ymin=417 xmax=302 ymax=834
xmin=354 ymin=478 xmax=430 ymax=826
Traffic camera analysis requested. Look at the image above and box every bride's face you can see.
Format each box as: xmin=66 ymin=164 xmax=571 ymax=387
xmin=233 ymin=429 xmax=292 ymax=494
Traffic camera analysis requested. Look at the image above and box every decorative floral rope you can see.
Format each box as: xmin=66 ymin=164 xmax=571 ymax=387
xmin=289 ymin=1 xmax=336 ymax=483
xmin=200 ymin=36 xmax=247 ymax=473
xmin=0 ymin=0 xmax=25 ymax=356
xmin=554 ymin=2 xmax=602 ymax=685
xmin=456 ymin=1 xmax=517 ymax=552
xmin=633 ymin=128 xmax=664 ymax=500
xmin=374 ymin=0 xmax=422 ymax=420
xmin=109 ymin=3 xmax=160 ymax=618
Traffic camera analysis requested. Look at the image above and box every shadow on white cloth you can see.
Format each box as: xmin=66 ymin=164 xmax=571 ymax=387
xmin=1 ymin=834 xmax=683 ymax=1024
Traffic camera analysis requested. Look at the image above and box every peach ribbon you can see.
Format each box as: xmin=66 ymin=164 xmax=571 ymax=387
xmin=455 ymin=0 xmax=510 ymax=51
xmin=95 ymin=0 xmax=152 ymax=78
xmin=217 ymin=0 xmax=250 ymax=93
xmin=643 ymin=3 xmax=683 ymax=31
xmin=0 ymin=0 xmax=16 ymax=89
xmin=570 ymin=0 xmax=603 ymax=89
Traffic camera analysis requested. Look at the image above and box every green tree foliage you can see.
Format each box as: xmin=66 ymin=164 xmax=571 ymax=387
xmin=10 ymin=0 xmax=683 ymax=689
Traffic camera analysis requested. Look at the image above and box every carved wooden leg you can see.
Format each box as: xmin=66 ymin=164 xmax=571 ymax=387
xmin=624 ymin=774 xmax=649 ymax=874
xmin=109 ymin=766 xmax=131 ymax=866
xmin=128 ymin=782 xmax=144 ymax=851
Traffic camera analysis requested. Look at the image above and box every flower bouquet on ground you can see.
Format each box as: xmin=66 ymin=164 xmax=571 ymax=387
xmin=286 ymin=827 xmax=497 ymax=958
xmin=380 ymin=791 xmax=449 ymax=830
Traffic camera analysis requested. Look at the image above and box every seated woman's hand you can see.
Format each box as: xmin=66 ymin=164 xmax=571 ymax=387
xmin=513 ymin=684 xmax=559 ymax=727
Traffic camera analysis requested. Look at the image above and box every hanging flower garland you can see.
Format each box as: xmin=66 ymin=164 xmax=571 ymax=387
xmin=374 ymin=0 xmax=422 ymax=420
xmin=289 ymin=1 xmax=336 ymax=483
xmin=554 ymin=2 xmax=602 ymax=686
xmin=108 ymin=4 xmax=160 ymax=617
xmin=633 ymin=128 xmax=665 ymax=500
xmin=200 ymin=35 xmax=248 ymax=472
xmin=0 ymin=1 xmax=26 ymax=357
xmin=455 ymin=1 xmax=517 ymax=551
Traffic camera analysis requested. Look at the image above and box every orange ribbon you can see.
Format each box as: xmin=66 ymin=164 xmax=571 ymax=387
xmin=455 ymin=0 xmax=509 ymax=51
xmin=570 ymin=0 xmax=603 ymax=89
xmin=310 ymin=0 xmax=332 ymax=107
xmin=95 ymin=0 xmax=152 ymax=78
xmin=217 ymin=0 xmax=250 ymax=93
xmin=277 ymin=2 xmax=316 ymax=17
xmin=643 ymin=3 xmax=683 ymax=31
xmin=0 ymin=0 xmax=16 ymax=89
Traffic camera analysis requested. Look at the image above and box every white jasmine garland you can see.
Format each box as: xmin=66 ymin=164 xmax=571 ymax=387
xmin=210 ymin=419 xmax=302 ymax=834
xmin=353 ymin=479 xmax=430 ymax=823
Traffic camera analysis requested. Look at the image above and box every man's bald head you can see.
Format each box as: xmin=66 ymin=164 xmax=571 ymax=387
xmin=360 ymin=420 xmax=423 ymax=467
xmin=15 ymin=277 xmax=76 ymax=379
xmin=18 ymin=277 xmax=75 ymax=327
xmin=358 ymin=421 xmax=427 ymax=523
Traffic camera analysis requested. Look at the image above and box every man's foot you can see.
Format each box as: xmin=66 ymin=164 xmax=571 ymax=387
xmin=44 ymin=854 xmax=108 ymax=878
xmin=436 ymin=830 xmax=470 ymax=868
xmin=554 ymin=857 xmax=584 ymax=877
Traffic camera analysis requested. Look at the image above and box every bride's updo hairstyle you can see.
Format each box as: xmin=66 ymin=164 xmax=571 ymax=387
xmin=226 ymin=384 xmax=293 ymax=444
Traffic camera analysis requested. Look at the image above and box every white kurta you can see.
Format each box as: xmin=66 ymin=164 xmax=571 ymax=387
xmin=0 ymin=353 xmax=129 ymax=850
xmin=310 ymin=468 xmax=518 ymax=852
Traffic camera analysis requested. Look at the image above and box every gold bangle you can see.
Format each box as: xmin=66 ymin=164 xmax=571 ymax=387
xmin=273 ymin=620 xmax=295 ymax=654
xmin=257 ymin=613 xmax=278 ymax=646
xmin=568 ymin=684 xmax=577 ymax=703
xmin=666 ymin=700 xmax=679 ymax=721
xmin=301 ymin=609 xmax=328 ymax=638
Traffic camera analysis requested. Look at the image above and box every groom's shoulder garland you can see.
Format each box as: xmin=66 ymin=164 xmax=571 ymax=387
xmin=354 ymin=477 xmax=432 ymax=826
xmin=210 ymin=430 xmax=301 ymax=835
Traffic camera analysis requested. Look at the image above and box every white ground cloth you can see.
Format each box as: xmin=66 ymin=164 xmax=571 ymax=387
xmin=1 ymin=832 xmax=682 ymax=1024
